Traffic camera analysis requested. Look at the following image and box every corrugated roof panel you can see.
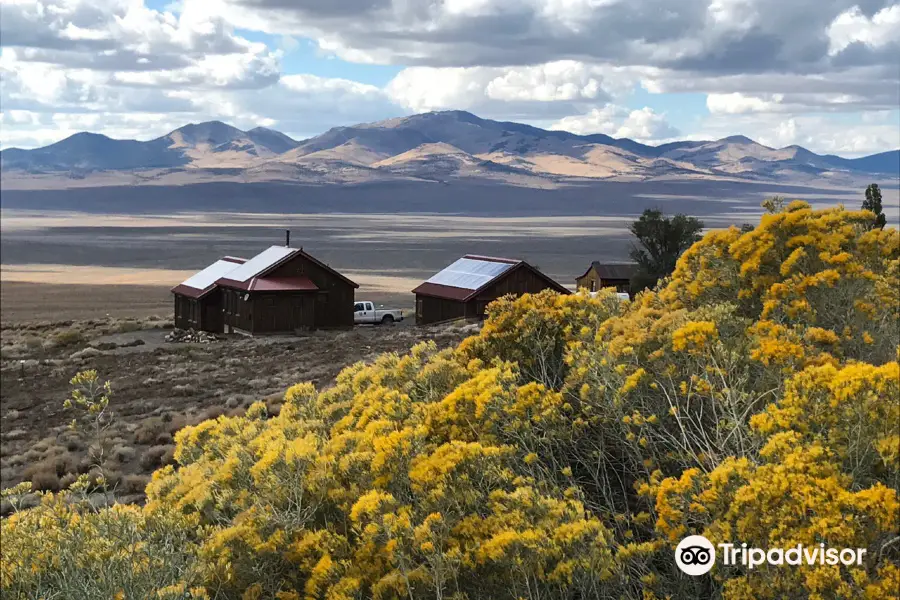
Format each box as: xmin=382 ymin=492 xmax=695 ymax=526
xmin=225 ymin=246 xmax=297 ymax=282
xmin=426 ymin=257 xmax=516 ymax=291
xmin=180 ymin=259 xmax=243 ymax=291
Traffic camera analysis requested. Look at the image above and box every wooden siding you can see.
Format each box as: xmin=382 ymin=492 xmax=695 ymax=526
xmin=266 ymin=254 xmax=355 ymax=328
xmin=220 ymin=287 xmax=253 ymax=333
xmin=173 ymin=292 xmax=222 ymax=332
xmin=576 ymin=267 xmax=631 ymax=294
xmin=416 ymin=263 xmax=566 ymax=325
xmin=415 ymin=294 xmax=470 ymax=325
xmin=248 ymin=292 xmax=316 ymax=333
xmin=218 ymin=251 xmax=354 ymax=334
xmin=474 ymin=264 xmax=561 ymax=308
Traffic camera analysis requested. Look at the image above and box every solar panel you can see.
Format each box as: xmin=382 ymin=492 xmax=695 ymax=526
xmin=426 ymin=257 xmax=516 ymax=291
xmin=225 ymin=246 xmax=297 ymax=282
xmin=180 ymin=259 xmax=242 ymax=291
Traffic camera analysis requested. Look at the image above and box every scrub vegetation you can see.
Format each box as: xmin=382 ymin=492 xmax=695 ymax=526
xmin=2 ymin=201 xmax=898 ymax=599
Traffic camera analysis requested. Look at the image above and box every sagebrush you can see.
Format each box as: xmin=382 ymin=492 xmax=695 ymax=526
xmin=2 ymin=202 xmax=898 ymax=599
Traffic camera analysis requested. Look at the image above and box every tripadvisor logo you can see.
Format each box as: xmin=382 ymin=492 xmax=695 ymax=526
xmin=675 ymin=536 xmax=868 ymax=576
xmin=676 ymin=535 xmax=716 ymax=575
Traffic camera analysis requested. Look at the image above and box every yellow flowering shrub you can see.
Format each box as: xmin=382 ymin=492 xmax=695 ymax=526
xmin=2 ymin=203 xmax=897 ymax=600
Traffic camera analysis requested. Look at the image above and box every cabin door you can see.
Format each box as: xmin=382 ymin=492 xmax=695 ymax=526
xmin=291 ymin=296 xmax=313 ymax=331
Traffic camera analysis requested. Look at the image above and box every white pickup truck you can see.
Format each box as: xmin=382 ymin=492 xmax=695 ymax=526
xmin=354 ymin=301 xmax=404 ymax=325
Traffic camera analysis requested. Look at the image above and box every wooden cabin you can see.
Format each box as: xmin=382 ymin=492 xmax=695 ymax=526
xmin=412 ymin=255 xmax=569 ymax=325
xmin=575 ymin=262 xmax=637 ymax=295
xmin=171 ymin=256 xmax=246 ymax=332
xmin=172 ymin=246 xmax=358 ymax=334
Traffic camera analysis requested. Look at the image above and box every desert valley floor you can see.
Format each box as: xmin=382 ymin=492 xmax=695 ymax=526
xmin=3 ymin=179 xmax=898 ymax=319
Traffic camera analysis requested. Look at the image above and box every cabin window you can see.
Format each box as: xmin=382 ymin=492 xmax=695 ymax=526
xmin=416 ymin=298 xmax=423 ymax=318
xmin=590 ymin=279 xmax=596 ymax=292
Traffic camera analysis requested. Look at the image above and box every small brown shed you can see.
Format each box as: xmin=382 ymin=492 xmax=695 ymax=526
xmin=412 ymin=254 xmax=570 ymax=325
xmin=575 ymin=262 xmax=638 ymax=294
xmin=172 ymin=245 xmax=358 ymax=334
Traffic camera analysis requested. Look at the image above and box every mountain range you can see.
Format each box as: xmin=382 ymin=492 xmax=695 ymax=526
xmin=1 ymin=111 xmax=897 ymax=189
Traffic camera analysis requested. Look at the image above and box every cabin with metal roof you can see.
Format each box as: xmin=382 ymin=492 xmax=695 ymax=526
xmin=575 ymin=262 xmax=638 ymax=295
xmin=172 ymin=243 xmax=358 ymax=334
xmin=411 ymin=255 xmax=569 ymax=325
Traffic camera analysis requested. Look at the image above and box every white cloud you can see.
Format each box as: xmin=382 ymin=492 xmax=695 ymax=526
xmin=484 ymin=61 xmax=605 ymax=102
xmin=1 ymin=0 xmax=898 ymax=157
xmin=385 ymin=62 xmax=632 ymax=120
xmin=550 ymin=105 xmax=679 ymax=142
xmin=827 ymin=5 xmax=900 ymax=55
xmin=706 ymin=92 xmax=784 ymax=114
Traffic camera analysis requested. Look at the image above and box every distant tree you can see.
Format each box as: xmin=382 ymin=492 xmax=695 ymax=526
xmin=629 ymin=208 xmax=704 ymax=292
xmin=762 ymin=195 xmax=787 ymax=213
xmin=862 ymin=183 xmax=886 ymax=230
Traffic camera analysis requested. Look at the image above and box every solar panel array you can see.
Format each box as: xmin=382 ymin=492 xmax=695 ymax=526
xmin=225 ymin=246 xmax=297 ymax=282
xmin=426 ymin=257 xmax=516 ymax=291
xmin=180 ymin=259 xmax=242 ymax=291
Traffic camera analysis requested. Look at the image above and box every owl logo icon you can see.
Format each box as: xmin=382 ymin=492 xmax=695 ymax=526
xmin=676 ymin=535 xmax=716 ymax=575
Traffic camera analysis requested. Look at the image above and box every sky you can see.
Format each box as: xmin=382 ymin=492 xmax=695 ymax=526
xmin=0 ymin=0 xmax=898 ymax=156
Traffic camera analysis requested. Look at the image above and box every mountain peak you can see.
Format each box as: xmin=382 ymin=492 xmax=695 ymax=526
xmin=167 ymin=121 xmax=246 ymax=148
xmin=719 ymin=135 xmax=756 ymax=144
xmin=2 ymin=111 xmax=896 ymax=180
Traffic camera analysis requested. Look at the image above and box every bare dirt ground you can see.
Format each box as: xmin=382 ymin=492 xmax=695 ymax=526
xmin=1 ymin=282 xmax=174 ymax=322
xmin=0 ymin=315 xmax=472 ymax=508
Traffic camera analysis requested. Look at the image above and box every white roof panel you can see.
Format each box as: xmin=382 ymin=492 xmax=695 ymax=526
xmin=426 ymin=257 xmax=516 ymax=291
xmin=180 ymin=259 xmax=242 ymax=291
xmin=225 ymin=246 xmax=297 ymax=282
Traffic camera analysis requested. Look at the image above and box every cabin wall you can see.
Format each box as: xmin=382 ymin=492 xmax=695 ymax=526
xmin=473 ymin=265 xmax=566 ymax=317
xmin=221 ymin=287 xmax=255 ymax=334
xmin=250 ymin=292 xmax=316 ymax=333
xmin=173 ymin=294 xmax=191 ymax=329
xmin=576 ymin=269 xmax=631 ymax=293
xmin=199 ymin=291 xmax=223 ymax=333
xmin=268 ymin=254 xmax=355 ymax=327
xmin=416 ymin=295 xmax=467 ymax=325
xmin=174 ymin=294 xmax=213 ymax=331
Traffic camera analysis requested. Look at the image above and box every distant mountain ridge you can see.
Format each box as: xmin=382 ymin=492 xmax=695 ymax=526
xmin=2 ymin=111 xmax=897 ymax=188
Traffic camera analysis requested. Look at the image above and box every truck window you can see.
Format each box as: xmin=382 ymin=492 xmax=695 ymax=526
xmin=366 ymin=302 xmax=373 ymax=311
xmin=354 ymin=302 xmax=364 ymax=311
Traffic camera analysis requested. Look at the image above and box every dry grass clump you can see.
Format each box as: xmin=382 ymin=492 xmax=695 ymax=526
xmin=133 ymin=418 xmax=166 ymax=444
xmin=110 ymin=444 xmax=136 ymax=463
xmin=52 ymin=329 xmax=86 ymax=348
xmin=121 ymin=474 xmax=150 ymax=495
xmin=23 ymin=453 xmax=79 ymax=492
xmin=139 ymin=444 xmax=175 ymax=470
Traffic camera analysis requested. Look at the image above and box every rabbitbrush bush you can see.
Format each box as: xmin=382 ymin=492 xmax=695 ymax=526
xmin=2 ymin=202 xmax=899 ymax=599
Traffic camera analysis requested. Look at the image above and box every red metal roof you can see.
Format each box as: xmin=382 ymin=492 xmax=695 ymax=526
xmin=250 ymin=276 xmax=318 ymax=292
xmin=411 ymin=281 xmax=474 ymax=301
xmin=171 ymin=283 xmax=206 ymax=299
xmin=217 ymin=275 xmax=319 ymax=292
